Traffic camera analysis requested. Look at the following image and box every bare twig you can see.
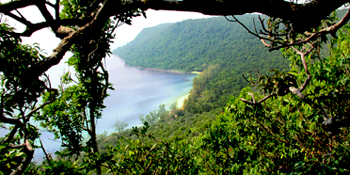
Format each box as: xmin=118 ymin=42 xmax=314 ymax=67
xmin=248 ymin=92 xmax=256 ymax=104
xmin=258 ymin=93 xmax=277 ymax=103
xmin=24 ymin=94 xmax=57 ymax=120
xmin=290 ymin=44 xmax=314 ymax=97
xmin=240 ymin=93 xmax=277 ymax=105
xmin=229 ymin=9 xmax=350 ymax=51
xmin=109 ymin=18 xmax=121 ymax=36
xmin=226 ymin=15 xmax=271 ymax=48
xmin=98 ymin=61 xmax=109 ymax=98
xmin=271 ymin=9 xmax=350 ymax=51
xmin=40 ymin=139 xmax=52 ymax=162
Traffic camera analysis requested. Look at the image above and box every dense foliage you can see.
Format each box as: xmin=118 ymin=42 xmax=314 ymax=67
xmin=0 ymin=0 xmax=144 ymax=174
xmin=0 ymin=22 xmax=49 ymax=175
xmin=99 ymin=16 xmax=350 ymax=174
xmin=1 ymin=0 xmax=350 ymax=173
xmin=114 ymin=16 xmax=287 ymax=72
xmin=193 ymin=24 xmax=350 ymax=173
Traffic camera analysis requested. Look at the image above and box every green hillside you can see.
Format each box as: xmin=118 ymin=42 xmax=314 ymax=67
xmin=103 ymin=14 xmax=293 ymax=158
xmin=99 ymin=12 xmax=350 ymax=174
xmin=114 ymin=15 xmax=290 ymax=113
xmin=113 ymin=15 xmax=287 ymax=72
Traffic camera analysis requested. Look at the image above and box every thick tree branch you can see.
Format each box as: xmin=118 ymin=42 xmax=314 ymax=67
xmin=35 ymin=1 xmax=59 ymax=33
xmin=19 ymin=19 xmax=88 ymax=37
xmin=4 ymin=124 xmax=21 ymax=143
xmin=2 ymin=0 xmax=349 ymax=33
xmin=230 ymin=8 xmax=350 ymax=51
xmin=54 ymin=0 xmax=60 ymax=21
xmin=268 ymin=9 xmax=350 ymax=51
xmin=132 ymin=0 xmax=348 ymax=32
xmin=26 ymin=0 xmax=114 ymax=79
xmin=4 ymin=11 xmax=32 ymax=25
xmin=0 ymin=114 xmax=21 ymax=125
xmin=0 ymin=0 xmax=37 ymax=13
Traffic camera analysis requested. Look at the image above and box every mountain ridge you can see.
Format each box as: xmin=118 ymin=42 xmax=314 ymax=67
xmin=113 ymin=15 xmax=287 ymax=72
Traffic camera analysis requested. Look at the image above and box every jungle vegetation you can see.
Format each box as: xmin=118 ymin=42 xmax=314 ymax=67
xmin=114 ymin=16 xmax=290 ymax=113
xmin=0 ymin=0 xmax=350 ymax=174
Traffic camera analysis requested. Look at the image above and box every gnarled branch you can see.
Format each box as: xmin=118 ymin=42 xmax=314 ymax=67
xmin=231 ymin=9 xmax=350 ymax=51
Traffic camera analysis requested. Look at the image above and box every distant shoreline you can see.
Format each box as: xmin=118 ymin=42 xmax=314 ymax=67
xmin=126 ymin=65 xmax=203 ymax=75
xmin=115 ymin=55 xmax=201 ymax=75
xmin=115 ymin=54 xmax=198 ymax=110
xmin=130 ymin=66 xmax=189 ymax=74
xmin=127 ymin=66 xmax=198 ymax=110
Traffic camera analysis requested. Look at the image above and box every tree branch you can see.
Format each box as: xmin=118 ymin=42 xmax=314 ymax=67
xmin=0 ymin=114 xmax=21 ymax=125
xmin=35 ymin=1 xmax=58 ymax=33
xmin=281 ymin=43 xmax=314 ymax=100
xmin=133 ymin=0 xmax=348 ymax=32
xmin=269 ymin=9 xmax=350 ymax=51
xmin=0 ymin=0 xmax=38 ymax=13
xmin=40 ymin=139 xmax=52 ymax=162
xmin=25 ymin=0 xmax=116 ymax=79
xmin=3 ymin=0 xmax=349 ymax=34
xmin=20 ymin=19 xmax=88 ymax=37
xmin=3 ymin=11 xmax=32 ymax=25
xmin=240 ymin=93 xmax=277 ymax=105
xmin=25 ymin=92 xmax=57 ymax=119
xmin=227 ymin=7 xmax=350 ymax=51
xmin=4 ymin=124 xmax=21 ymax=143
xmin=10 ymin=139 xmax=34 ymax=175
xmin=54 ymin=0 xmax=60 ymax=21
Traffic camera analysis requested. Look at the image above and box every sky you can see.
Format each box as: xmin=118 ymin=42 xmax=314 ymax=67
xmin=4 ymin=3 xmax=213 ymax=53
xmin=111 ymin=9 xmax=213 ymax=49
xmin=2 ymin=2 xmax=213 ymax=86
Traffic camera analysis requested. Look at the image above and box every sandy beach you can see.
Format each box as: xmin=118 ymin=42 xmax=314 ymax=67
xmin=176 ymin=93 xmax=190 ymax=109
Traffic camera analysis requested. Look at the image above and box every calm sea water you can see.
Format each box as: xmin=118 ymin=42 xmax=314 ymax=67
xmin=0 ymin=55 xmax=196 ymax=162
xmin=98 ymin=55 xmax=196 ymax=133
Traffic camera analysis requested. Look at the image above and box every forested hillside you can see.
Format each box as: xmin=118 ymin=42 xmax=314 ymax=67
xmin=114 ymin=15 xmax=287 ymax=72
xmin=114 ymin=15 xmax=290 ymax=113
xmin=99 ymin=11 xmax=350 ymax=174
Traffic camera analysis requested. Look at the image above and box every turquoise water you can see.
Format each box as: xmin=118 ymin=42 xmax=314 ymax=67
xmin=99 ymin=55 xmax=196 ymax=133
xmin=24 ymin=55 xmax=195 ymax=161
xmin=0 ymin=55 xmax=195 ymax=162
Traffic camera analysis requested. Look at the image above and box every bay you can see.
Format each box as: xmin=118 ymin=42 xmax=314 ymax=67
xmin=99 ymin=55 xmax=196 ymax=134
xmin=28 ymin=54 xmax=196 ymax=161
